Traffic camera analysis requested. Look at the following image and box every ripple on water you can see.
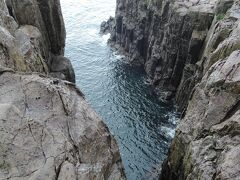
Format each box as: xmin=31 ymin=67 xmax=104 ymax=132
xmin=61 ymin=0 xmax=179 ymax=179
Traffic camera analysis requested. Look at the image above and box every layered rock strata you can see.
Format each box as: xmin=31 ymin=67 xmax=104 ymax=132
xmin=105 ymin=0 xmax=240 ymax=179
xmin=0 ymin=0 xmax=125 ymax=179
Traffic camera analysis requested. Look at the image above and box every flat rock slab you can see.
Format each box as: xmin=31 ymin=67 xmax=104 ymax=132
xmin=0 ymin=71 xmax=125 ymax=180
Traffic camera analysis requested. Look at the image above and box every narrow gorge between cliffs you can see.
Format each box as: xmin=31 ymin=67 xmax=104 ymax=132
xmin=61 ymin=0 xmax=178 ymax=179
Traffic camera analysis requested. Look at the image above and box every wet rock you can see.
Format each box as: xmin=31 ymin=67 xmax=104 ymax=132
xmin=100 ymin=16 xmax=115 ymax=35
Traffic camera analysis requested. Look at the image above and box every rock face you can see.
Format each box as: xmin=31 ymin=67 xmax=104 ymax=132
xmin=106 ymin=0 xmax=235 ymax=110
xmin=10 ymin=0 xmax=66 ymax=58
xmin=107 ymin=0 xmax=240 ymax=179
xmin=50 ymin=55 xmax=76 ymax=83
xmin=0 ymin=0 xmax=47 ymax=73
xmin=100 ymin=16 xmax=115 ymax=35
xmin=161 ymin=50 xmax=240 ymax=179
xmin=0 ymin=70 xmax=125 ymax=179
xmin=161 ymin=2 xmax=240 ymax=179
xmin=6 ymin=0 xmax=75 ymax=82
xmin=0 ymin=0 xmax=126 ymax=179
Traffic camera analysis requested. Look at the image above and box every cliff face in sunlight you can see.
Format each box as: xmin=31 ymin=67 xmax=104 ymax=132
xmin=103 ymin=0 xmax=240 ymax=179
xmin=0 ymin=0 xmax=125 ymax=179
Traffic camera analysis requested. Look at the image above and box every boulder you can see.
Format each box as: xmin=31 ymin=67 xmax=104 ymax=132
xmin=100 ymin=16 xmax=115 ymax=35
xmin=50 ymin=55 xmax=76 ymax=83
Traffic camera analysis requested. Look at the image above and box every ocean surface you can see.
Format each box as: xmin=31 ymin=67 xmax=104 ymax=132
xmin=61 ymin=0 xmax=178 ymax=179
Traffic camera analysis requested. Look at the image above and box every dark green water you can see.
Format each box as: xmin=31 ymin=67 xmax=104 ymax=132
xmin=61 ymin=0 xmax=178 ymax=179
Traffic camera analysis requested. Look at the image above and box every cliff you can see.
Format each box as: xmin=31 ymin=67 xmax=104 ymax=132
xmin=104 ymin=0 xmax=240 ymax=179
xmin=103 ymin=0 xmax=238 ymax=110
xmin=0 ymin=0 xmax=125 ymax=179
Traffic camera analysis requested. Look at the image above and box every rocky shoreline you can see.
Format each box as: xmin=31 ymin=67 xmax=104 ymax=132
xmin=103 ymin=0 xmax=240 ymax=179
xmin=0 ymin=0 xmax=125 ymax=179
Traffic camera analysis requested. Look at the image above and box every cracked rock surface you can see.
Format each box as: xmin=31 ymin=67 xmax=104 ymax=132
xmin=0 ymin=0 xmax=126 ymax=179
xmin=0 ymin=71 xmax=125 ymax=180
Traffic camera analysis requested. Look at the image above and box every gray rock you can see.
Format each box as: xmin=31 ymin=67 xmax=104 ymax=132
xmin=0 ymin=0 xmax=126 ymax=179
xmin=108 ymin=0 xmax=216 ymax=110
xmin=58 ymin=161 xmax=77 ymax=180
xmin=50 ymin=55 xmax=76 ymax=83
xmin=107 ymin=0 xmax=240 ymax=179
xmin=8 ymin=0 xmax=76 ymax=83
xmin=0 ymin=70 xmax=125 ymax=180
xmin=160 ymin=1 xmax=240 ymax=177
xmin=0 ymin=0 xmax=48 ymax=73
xmin=100 ymin=16 xmax=115 ymax=35
xmin=161 ymin=49 xmax=240 ymax=180
xmin=10 ymin=0 xmax=66 ymax=59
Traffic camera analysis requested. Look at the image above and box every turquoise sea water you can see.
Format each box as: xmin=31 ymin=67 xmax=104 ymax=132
xmin=61 ymin=0 xmax=178 ymax=179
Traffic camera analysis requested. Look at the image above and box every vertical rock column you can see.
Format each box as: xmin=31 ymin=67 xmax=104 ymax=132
xmin=10 ymin=0 xmax=75 ymax=82
xmin=160 ymin=1 xmax=240 ymax=179
xmin=108 ymin=0 xmax=216 ymax=110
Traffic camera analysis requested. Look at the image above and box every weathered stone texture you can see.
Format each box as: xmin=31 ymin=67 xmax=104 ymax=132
xmin=0 ymin=0 xmax=126 ymax=179
xmin=10 ymin=0 xmax=66 ymax=57
xmin=0 ymin=71 xmax=125 ymax=180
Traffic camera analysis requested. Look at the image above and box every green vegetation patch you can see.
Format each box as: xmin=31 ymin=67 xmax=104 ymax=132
xmin=216 ymin=13 xmax=225 ymax=21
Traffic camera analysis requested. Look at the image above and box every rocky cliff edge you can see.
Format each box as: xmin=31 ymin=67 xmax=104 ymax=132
xmin=0 ymin=0 xmax=125 ymax=179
